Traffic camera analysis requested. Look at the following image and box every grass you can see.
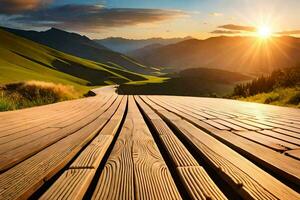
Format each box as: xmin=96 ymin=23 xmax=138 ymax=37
xmin=0 ymin=81 xmax=80 ymax=111
xmin=238 ymin=87 xmax=300 ymax=108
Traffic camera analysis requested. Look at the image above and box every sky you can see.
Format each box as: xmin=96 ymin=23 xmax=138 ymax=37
xmin=1 ymin=0 xmax=300 ymax=39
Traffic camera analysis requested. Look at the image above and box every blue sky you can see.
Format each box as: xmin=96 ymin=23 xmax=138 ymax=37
xmin=1 ymin=0 xmax=300 ymax=39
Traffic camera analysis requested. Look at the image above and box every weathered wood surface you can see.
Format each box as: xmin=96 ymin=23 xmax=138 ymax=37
xmin=0 ymin=87 xmax=299 ymax=200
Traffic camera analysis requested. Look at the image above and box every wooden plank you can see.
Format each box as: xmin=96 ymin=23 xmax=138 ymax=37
xmin=41 ymin=96 xmax=126 ymax=200
xmin=0 ymin=96 xmax=122 ymax=199
xmin=0 ymin=100 xmax=102 ymax=155
xmin=158 ymin=96 xmax=235 ymax=118
xmin=135 ymin=96 xmax=227 ymax=200
xmin=177 ymin=166 xmax=227 ymax=200
xmin=40 ymin=122 xmax=118 ymax=198
xmin=0 ymin=95 xmax=118 ymax=172
xmin=265 ymin=118 xmax=300 ymax=129
xmin=285 ymin=149 xmax=300 ymax=160
xmin=49 ymin=97 xmax=112 ymax=128
xmin=135 ymin=96 xmax=198 ymax=167
xmin=70 ymin=135 xmax=114 ymax=168
xmin=0 ymin=97 xmax=83 ymax=123
xmin=143 ymin=96 xmax=300 ymax=191
xmin=213 ymin=119 xmax=246 ymax=131
xmin=150 ymin=96 xmax=206 ymax=121
xmin=221 ymin=118 xmax=262 ymax=131
xmin=202 ymin=110 xmax=235 ymax=119
xmin=71 ymin=96 xmax=127 ymax=169
xmin=0 ymin=96 xmax=108 ymax=141
xmin=233 ymin=131 xmax=299 ymax=151
xmin=40 ymin=169 xmax=95 ymax=200
xmin=163 ymin=99 xmax=217 ymax=119
xmin=204 ymin=120 xmax=231 ymax=130
xmin=259 ymin=130 xmax=300 ymax=146
xmin=248 ymin=119 xmax=300 ymax=133
xmin=157 ymin=99 xmax=207 ymax=120
xmin=92 ymin=128 xmax=134 ymax=200
xmin=272 ymin=128 xmax=300 ymax=139
xmin=232 ymin=119 xmax=273 ymax=130
xmin=0 ymin=95 xmax=110 ymax=134
xmin=0 ymin=116 xmax=106 ymax=200
xmin=267 ymin=118 xmax=300 ymax=125
xmin=0 ymin=97 xmax=87 ymax=123
xmin=92 ymin=96 xmax=181 ymax=200
xmin=159 ymin=116 xmax=299 ymax=199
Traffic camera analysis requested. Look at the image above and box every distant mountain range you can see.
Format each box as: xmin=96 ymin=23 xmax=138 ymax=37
xmin=130 ymin=36 xmax=300 ymax=75
xmin=95 ymin=36 xmax=193 ymax=53
xmin=2 ymin=27 xmax=158 ymax=75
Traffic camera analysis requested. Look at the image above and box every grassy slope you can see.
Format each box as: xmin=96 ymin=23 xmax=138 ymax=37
xmin=2 ymin=27 xmax=161 ymax=76
xmin=0 ymin=29 xmax=162 ymax=94
xmin=231 ymin=67 xmax=300 ymax=108
xmin=238 ymin=87 xmax=300 ymax=108
xmin=0 ymin=81 xmax=78 ymax=111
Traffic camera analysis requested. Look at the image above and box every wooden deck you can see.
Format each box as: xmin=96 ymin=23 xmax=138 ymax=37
xmin=0 ymin=86 xmax=299 ymax=200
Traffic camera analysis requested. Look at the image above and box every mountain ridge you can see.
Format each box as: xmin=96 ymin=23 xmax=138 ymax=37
xmin=130 ymin=36 xmax=300 ymax=75
xmin=1 ymin=26 xmax=158 ymax=75
xmin=95 ymin=36 xmax=193 ymax=53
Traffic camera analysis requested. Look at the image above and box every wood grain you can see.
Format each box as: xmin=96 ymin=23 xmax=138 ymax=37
xmin=39 ymin=96 xmax=127 ymax=199
xmin=145 ymin=95 xmax=300 ymax=199
xmin=177 ymin=166 xmax=227 ymax=200
xmin=135 ymin=96 xmax=227 ymax=200
xmin=285 ymin=149 xmax=300 ymax=160
xmin=92 ymin=96 xmax=181 ymax=200
xmin=0 ymin=95 xmax=120 ymax=199
xmin=40 ymin=169 xmax=95 ymax=200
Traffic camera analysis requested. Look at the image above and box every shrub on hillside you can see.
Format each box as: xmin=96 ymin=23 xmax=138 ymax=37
xmin=239 ymin=87 xmax=300 ymax=107
xmin=0 ymin=81 xmax=78 ymax=111
xmin=232 ymin=67 xmax=300 ymax=98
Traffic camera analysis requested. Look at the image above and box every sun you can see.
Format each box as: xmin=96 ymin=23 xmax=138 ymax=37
xmin=257 ymin=26 xmax=272 ymax=39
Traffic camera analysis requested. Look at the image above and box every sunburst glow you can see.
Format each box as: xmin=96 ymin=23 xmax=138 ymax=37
xmin=257 ymin=26 xmax=272 ymax=39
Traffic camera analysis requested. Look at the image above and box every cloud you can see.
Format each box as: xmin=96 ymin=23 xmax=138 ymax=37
xmin=277 ymin=30 xmax=300 ymax=35
xmin=218 ymin=24 xmax=256 ymax=32
xmin=10 ymin=4 xmax=187 ymax=31
xmin=210 ymin=12 xmax=223 ymax=17
xmin=211 ymin=30 xmax=241 ymax=34
xmin=0 ymin=0 xmax=52 ymax=14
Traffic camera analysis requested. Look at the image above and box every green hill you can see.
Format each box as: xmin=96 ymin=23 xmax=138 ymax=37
xmin=2 ymin=27 xmax=160 ymax=75
xmin=118 ymin=67 xmax=251 ymax=97
xmin=0 ymin=29 xmax=160 ymax=94
xmin=232 ymin=67 xmax=300 ymax=107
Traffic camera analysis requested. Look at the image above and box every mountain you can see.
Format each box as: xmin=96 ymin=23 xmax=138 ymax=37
xmin=2 ymin=27 xmax=158 ymax=75
xmin=0 ymin=29 xmax=159 ymax=94
xmin=95 ymin=36 xmax=193 ymax=53
xmin=130 ymin=36 xmax=300 ymax=75
xmin=127 ymin=43 xmax=164 ymax=59
xmin=118 ymin=67 xmax=252 ymax=97
xmin=178 ymin=68 xmax=252 ymax=83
